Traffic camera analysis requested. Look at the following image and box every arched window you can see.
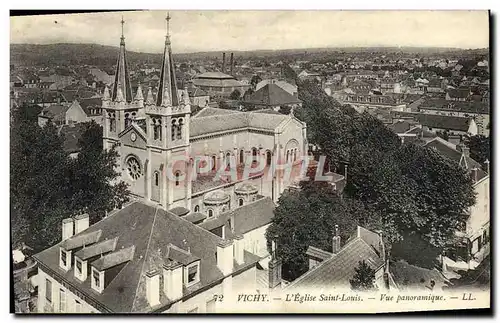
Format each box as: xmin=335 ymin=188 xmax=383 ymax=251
xmin=171 ymin=119 xmax=177 ymax=141
xmin=175 ymin=171 xmax=181 ymax=186
xmin=211 ymin=155 xmax=217 ymax=171
xmin=266 ymin=151 xmax=272 ymax=166
xmin=226 ymin=152 xmax=231 ymax=168
xmin=125 ymin=113 xmax=131 ymax=128
xmin=207 ymin=209 xmax=214 ymax=218
xmin=153 ymin=119 xmax=162 ymax=140
xmin=238 ymin=198 xmax=244 ymax=207
xmin=286 ymin=150 xmax=290 ymax=163
xmin=194 ymin=205 xmax=200 ymax=212
xmin=293 ymin=148 xmax=297 ymax=162
xmin=108 ymin=112 xmax=116 ymax=132
xmin=177 ymin=118 xmax=183 ymax=140
xmin=252 ymin=148 xmax=258 ymax=162
xmin=222 ymin=206 xmax=227 ymax=213
xmin=239 ymin=149 xmax=244 ymax=164
xmin=154 ymin=172 xmax=159 ymax=186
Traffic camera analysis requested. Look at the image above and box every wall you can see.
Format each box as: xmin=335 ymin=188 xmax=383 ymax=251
xmin=467 ymin=177 xmax=490 ymax=254
xmin=65 ymin=102 xmax=88 ymax=125
xmin=37 ymin=268 xmax=99 ymax=313
xmin=242 ymin=224 xmax=271 ymax=258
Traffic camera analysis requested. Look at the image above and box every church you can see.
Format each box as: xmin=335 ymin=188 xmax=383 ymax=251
xmin=102 ymin=15 xmax=307 ymax=226
xmin=33 ymin=15 xmax=308 ymax=313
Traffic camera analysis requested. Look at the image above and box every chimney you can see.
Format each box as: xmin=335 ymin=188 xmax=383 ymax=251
xmin=222 ymin=53 xmax=226 ymax=73
xmin=216 ymin=240 xmax=234 ymax=276
xmin=62 ymin=218 xmax=74 ymax=241
xmin=146 ymin=269 xmax=161 ymax=307
xmin=230 ymin=53 xmax=234 ymax=75
xmin=163 ymin=261 xmax=183 ymax=301
xmin=233 ymin=234 xmax=244 ymax=265
xmin=332 ymin=225 xmax=341 ymax=254
xmin=75 ymin=213 xmax=89 ymax=234
xmin=472 ymin=167 xmax=478 ymax=183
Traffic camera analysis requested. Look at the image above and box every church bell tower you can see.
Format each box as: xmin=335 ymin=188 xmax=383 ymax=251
xmin=144 ymin=13 xmax=192 ymax=210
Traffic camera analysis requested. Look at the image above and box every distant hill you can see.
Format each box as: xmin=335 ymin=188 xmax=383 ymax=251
xmin=10 ymin=43 xmax=489 ymax=68
xmin=10 ymin=43 xmax=164 ymax=68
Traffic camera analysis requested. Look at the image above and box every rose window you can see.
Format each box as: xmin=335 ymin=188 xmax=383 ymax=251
xmin=127 ymin=157 xmax=142 ymax=180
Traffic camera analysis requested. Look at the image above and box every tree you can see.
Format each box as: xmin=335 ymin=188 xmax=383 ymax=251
xmin=67 ymin=121 xmax=130 ymax=223
xmin=229 ymin=89 xmax=241 ymax=100
xmin=250 ymin=75 xmax=262 ymax=90
xmin=265 ymin=167 xmax=365 ymax=281
xmin=11 ymin=110 xmax=72 ymax=251
xmin=465 ymin=134 xmax=490 ymax=164
xmin=10 ymin=113 xmax=130 ymax=252
xmin=350 ymin=260 xmax=377 ymax=291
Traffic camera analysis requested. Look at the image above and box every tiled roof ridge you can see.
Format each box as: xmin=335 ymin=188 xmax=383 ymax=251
xmin=169 ymin=209 xmax=226 ymax=242
xmin=287 ymin=236 xmax=365 ymax=289
xmin=130 ymin=205 xmax=160 ymax=311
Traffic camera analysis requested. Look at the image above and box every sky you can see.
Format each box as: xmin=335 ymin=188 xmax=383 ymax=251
xmin=10 ymin=10 xmax=489 ymax=54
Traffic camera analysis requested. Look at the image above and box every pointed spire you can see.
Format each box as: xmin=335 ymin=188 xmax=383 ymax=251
xmin=156 ymin=12 xmax=179 ymax=107
xmin=112 ymin=16 xmax=133 ymax=103
xmin=116 ymin=87 xmax=125 ymax=102
xmin=103 ymin=85 xmax=110 ymax=100
xmin=146 ymin=87 xmax=154 ymax=105
xmin=134 ymin=85 xmax=144 ymax=101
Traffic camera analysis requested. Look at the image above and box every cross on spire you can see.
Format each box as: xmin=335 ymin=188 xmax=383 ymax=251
xmin=120 ymin=15 xmax=125 ymax=43
xmin=165 ymin=12 xmax=171 ymax=44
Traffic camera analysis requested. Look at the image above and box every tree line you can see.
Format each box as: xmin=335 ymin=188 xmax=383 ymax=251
xmin=266 ymin=71 xmax=476 ymax=281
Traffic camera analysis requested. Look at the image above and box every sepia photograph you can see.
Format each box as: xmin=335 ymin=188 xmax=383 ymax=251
xmin=9 ymin=9 xmax=491 ymax=314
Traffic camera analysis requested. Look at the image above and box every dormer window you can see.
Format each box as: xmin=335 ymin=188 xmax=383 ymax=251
xmin=91 ymin=267 xmax=104 ymax=293
xmin=93 ymin=269 xmax=100 ymax=287
xmin=76 ymin=258 xmax=82 ymax=275
xmin=59 ymin=248 xmax=71 ymax=271
xmin=185 ymin=262 xmax=200 ymax=286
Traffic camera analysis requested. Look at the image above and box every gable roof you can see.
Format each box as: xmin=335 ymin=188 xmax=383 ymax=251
xmin=33 ymin=201 xmax=260 ymax=313
xmin=287 ymin=226 xmax=384 ymax=290
xmin=244 ymin=83 xmax=302 ymax=107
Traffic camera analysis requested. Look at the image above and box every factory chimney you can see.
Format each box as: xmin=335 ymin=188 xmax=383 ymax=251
xmin=222 ymin=53 xmax=226 ymax=73
xmin=230 ymin=53 xmax=234 ymax=75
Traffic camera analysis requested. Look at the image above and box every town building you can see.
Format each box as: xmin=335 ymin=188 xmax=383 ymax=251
xmin=191 ymin=72 xmax=250 ymax=99
xmin=424 ymin=138 xmax=490 ymax=271
xmin=242 ymin=82 xmax=302 ymax=112
xmin=38 ymin=100 xmax=88 ymax=127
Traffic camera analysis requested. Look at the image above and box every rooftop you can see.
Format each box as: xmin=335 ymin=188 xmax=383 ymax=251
xmin=33 ymin=201 xmax=260 ymax=313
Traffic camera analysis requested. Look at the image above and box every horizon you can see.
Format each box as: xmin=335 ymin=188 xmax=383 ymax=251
xmin=10 ymin=42 xmax=490 ymax=56
xmin=10 ymin=11 xmax=489 ymax=53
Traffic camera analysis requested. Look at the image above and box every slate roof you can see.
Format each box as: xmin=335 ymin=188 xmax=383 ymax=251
xmin=256 ymin=80 xmax=297 ymax=96
xmin=420 ymin=98 xmax=489 ymax=115
xmin=244 ymin=83 xmax=302 ymax=107
xmin=391 ymin=111 xmax=472 ymax=132
xmin=33 ymin=201 xmax=260 ymax=313
xmin=40 ymin=104 xmax=70 ymax=120
xmin=390 ymin=260 xmax=448 ymax=291
xmin=388 ymin=120 xmax=413 ymax=134
xmin=447 ymin=88 xmax=470 ymax=100
xmin=193 ymin=106 xmax=240 ymax=118
xmin=168 ymin=206 xmax=190 ymax=217
xmin=189 ymin=108 xmax=291 ymax=137
xmin=199 ymin=197 xmax=275 ymax=235
xmin=424 ymin=137 xmax=487 ymax=181
xmin=306 ymin=246 xmax=332 ymax=261
xmin=287 ymin=226 xmax=384 ymax=290
xmin=79 ymin=97 xmax=102 ymax=116
xmin=183 ymin=212 xmax=207 ymax=224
